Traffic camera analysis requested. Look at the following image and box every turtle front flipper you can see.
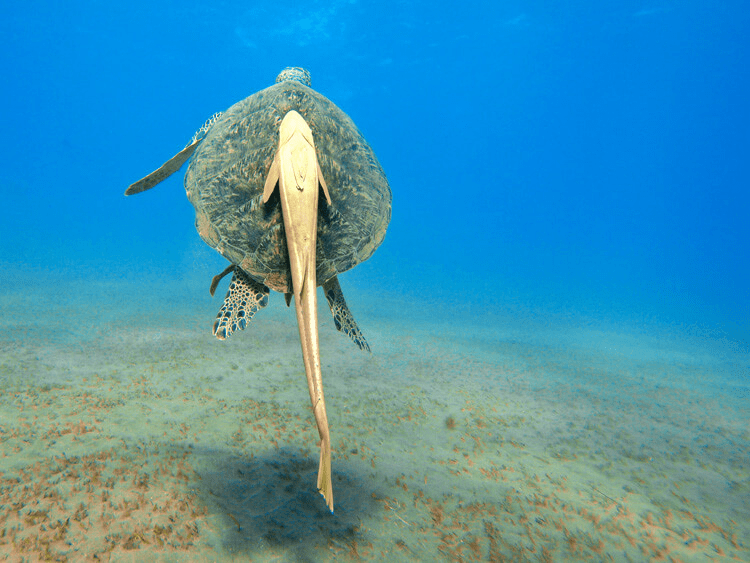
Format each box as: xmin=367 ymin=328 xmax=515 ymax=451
xmin=323 ymin=277 xmax=370 ymax=352
xmin=125 ymin=112 xmax=223 ymax=195
xmin=213 ymin=268 xmax=269 ymax=340
xmin=125 ymin=142 xmax=200 ymax=195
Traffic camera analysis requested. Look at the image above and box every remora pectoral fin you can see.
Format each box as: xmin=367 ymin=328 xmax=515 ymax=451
xmin=125 ymin=141 xmax=200 ymax=195
xmin=318 ymin=162 xmax=332 ymax=205
xmin=264 ymin=145 xmax=329 ymax=206
xmin=263 ymin=153 xmax=280 ymax=202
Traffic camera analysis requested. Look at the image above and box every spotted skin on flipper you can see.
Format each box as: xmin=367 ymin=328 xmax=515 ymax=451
xmin=213 ymin=269 xmax=269 ymax=340
xmin=323 ymin=277 xmax=370 ymax=352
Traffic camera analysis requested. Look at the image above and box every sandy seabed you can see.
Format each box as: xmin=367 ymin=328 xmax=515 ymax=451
xmin=0 ymin=271 xmax=748 ymax=562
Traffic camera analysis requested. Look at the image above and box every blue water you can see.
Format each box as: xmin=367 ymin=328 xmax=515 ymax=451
xmin=1 ymin=1 xmax=748 ymax=560
xmin=2 ymin=0 xmax=748 ymax=341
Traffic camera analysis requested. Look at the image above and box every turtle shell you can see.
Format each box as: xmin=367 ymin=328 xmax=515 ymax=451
xmin=184 ymin=71 xmax=391 ymax=294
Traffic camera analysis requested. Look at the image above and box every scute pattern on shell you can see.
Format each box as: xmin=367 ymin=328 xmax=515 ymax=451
xmin=184 ymin=79 xmax=391 ymax=293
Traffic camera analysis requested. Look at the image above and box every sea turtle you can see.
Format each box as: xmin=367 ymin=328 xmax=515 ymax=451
xmin=125 ymin=67 xmax=391 ymax=512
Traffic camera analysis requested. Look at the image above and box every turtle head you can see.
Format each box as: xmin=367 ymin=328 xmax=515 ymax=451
xmin=276 ymin=67 xmax=312 ymax=87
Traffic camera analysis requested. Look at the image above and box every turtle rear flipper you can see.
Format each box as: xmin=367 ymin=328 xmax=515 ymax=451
xmin=323 ymin=277 xmax=370 ymax=352
xmin=213 ymin=269 xmax=269 ymax=340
